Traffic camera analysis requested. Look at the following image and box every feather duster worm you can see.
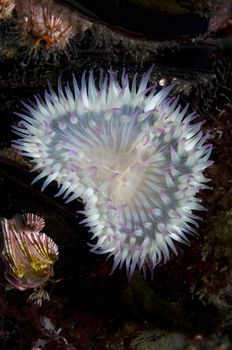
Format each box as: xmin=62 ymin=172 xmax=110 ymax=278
xmin=0 ymin=213 xmax=58 ymax=290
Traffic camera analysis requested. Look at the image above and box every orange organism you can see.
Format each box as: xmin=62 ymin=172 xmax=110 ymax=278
xmin=0 ymin=0 xmax=15 ymax=20
xmin=15 ymin=0 xmax=91 ymax=51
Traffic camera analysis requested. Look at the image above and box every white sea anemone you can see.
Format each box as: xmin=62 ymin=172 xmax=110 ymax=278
xmin=13 ymin=68 xmax=213 ymax=277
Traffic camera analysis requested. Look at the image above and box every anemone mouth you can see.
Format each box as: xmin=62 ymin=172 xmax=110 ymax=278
xmin=84 ymin=131 xmax=157 ymax=207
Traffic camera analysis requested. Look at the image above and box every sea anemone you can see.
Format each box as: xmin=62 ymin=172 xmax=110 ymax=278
xmin=13 ymin=68 xmax=213 ymax=277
